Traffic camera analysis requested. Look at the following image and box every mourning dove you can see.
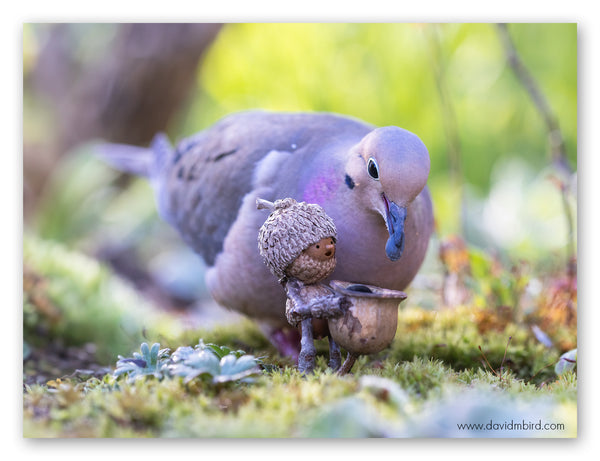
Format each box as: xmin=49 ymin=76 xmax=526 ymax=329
xmin=99 ymin=110 xmax=434 ymax=357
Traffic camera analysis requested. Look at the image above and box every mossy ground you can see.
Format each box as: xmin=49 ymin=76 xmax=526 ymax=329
xmin=22 ymin=235 xmax=577 ymax=438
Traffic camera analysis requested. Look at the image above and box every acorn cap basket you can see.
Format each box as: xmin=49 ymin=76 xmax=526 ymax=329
xmin=327 ymin=280 xmax=407 ymax=355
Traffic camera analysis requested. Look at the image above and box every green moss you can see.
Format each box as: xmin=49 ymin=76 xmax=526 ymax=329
xmin=22 ymin=235 xmax=577 ymax=438
xmin=23 ymin=349 xmax=577 ymax=438
xmin=387 ymin=306 xmax=561 ymax=384
xmin=23 ymin=234 xmax=180 ymax=364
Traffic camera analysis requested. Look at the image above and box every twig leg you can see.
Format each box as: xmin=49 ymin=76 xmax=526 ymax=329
xmin=328 ymin=336 xmax=341 ymax=371
xmin=337 ymin=352 xmax=358 ymax=375
xmin=298 ymin=318 xmax=316 ymax=374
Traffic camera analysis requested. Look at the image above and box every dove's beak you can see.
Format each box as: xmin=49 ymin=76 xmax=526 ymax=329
xmin=382 ymin=194 xmax=407 ymax=261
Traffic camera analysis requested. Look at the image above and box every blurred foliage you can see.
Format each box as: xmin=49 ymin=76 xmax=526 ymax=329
xmin=186 ymin=23 xmax=577 ymax=184
xmin=31 ymin=144 xmax=210 ymax=303
xmin=191 ymin=23 xmax=577 ymax=253
xmin=24 ymin=23 xmax=577 ymax=261
xmin=23 ymin=234 xmax=183 ymax=365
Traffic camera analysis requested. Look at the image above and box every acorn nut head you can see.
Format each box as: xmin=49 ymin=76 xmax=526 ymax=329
xmin=257 ymin=198 xmax=337 ymax=283
xmin=286 ymin=238 xmax=337 ymax=284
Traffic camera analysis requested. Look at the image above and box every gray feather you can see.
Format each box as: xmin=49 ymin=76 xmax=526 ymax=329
xmin=157 ymin=110 xmax=371 ymax=265
xmin=95 ymin=143 xmax=154 ymax=178
xmin=96 ymin=133 xmax=173 ymax=179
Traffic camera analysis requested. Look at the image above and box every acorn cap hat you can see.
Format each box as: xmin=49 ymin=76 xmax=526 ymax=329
xmin=257 ymin=198 xmax=337 ymax=279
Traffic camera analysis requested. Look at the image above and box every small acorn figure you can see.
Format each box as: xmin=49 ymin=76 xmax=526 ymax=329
xmin=257 ymin=197 xmax=348 ymax=373
xmin=257 ymin=197 xmax=409 ymax=375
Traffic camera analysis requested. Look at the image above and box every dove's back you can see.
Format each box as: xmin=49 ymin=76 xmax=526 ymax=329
xmin=152 ymin=111 xmax=372 ymax=265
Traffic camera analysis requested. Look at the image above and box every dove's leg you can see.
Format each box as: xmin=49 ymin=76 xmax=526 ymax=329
xmin=328 ymin=335 xmax=341 ymax=370
xmin=298 ymin=318 xmax=316 ymax=374
xmin=268 ymin=327 xmax=301 ymax=361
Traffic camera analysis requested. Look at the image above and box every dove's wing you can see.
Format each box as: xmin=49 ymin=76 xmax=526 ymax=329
xmin=157 ymin=110 xmax=372 ymax=265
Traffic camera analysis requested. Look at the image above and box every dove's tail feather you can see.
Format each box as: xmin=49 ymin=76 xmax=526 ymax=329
xmin=96 ymin=143 xmax=153 ymax=177
xmin=95 ymin=133 xmax=173 ymax=179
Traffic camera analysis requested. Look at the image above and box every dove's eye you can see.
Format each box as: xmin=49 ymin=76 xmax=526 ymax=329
xmin=367 ymin=157 xmax=380 ymax=180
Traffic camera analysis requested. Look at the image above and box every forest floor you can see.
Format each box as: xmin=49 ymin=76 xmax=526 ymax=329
xmin=22 ymin=235 xmax=577 ymax=438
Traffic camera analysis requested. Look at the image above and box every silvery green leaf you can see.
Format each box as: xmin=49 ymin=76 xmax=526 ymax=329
xmin=206 ymin=344 xmax=232 ymax=359
xmin=150 ymin=343 xmax=160 ymax=362
xmin=113 ymin=342 xmax=170 ymax=381
xmin=220 ymin=355 xmax=259 ymax=375
xmin=188 ymin=349 xmax=221 ymax=371
xmin=169 ymin=348 xmax=221 ymax=381
xmin=158 ymin=348 xmax=171 ymax=359
xmin=215 ymin=355 xmax=261 ymax=383
xmin=171 ymin=346 xmax=195 ymax=363
xmin=169 ymin=364 xmax=205 ymax=383
xmin=212 ymin=369 xmax=260 ymax=384
xmin=140 ymin=342 xmax=150 ymax=359
xmin=218 ymin=354 xmax=239 ymax=375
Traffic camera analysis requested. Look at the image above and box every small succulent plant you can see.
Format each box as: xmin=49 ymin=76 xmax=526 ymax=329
xmin=114 ymin=340 xmax=263 ymax=385
xmin=169 ymin=340 xmax=262 ymax=384
xmin=196 ymin=339 xmax=249 ymax=359
xmin=114 ymin=342 xmax=171 ymax=383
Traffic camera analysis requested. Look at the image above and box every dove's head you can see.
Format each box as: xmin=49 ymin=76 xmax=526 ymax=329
xmin=345 ymin=126 xmax=430 ymax=261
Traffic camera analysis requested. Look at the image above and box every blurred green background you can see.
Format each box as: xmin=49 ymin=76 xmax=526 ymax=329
xmin=23 ymin=23 xmax=577 ymax=305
